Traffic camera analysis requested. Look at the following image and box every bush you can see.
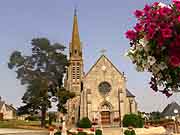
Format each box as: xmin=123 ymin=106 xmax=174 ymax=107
xmin=95 ymin=129 xmax=102 ymax=135
xmin=123 ymin=114 xmax=144 ymax=128
xmin=77 ymin=132 xmax=87 ymax=135
xmin=54 ymin=131 xmax=61 ymax=135
xmin=77 ymin=117 xmax=92 ymax=128
xmin=25 ymin=116 xmax=39 ymax=121
xmin=124 ymin=129 xmax=136 ymax=135
xmin=67 ymin=131 xmax=77 ymax=135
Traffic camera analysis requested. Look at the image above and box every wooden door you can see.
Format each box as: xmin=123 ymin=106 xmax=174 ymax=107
xmin=101 ymin=111 xmax=110 ymax=125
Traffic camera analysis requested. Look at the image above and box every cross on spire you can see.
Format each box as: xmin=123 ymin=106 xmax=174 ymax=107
xmin=74 ymin=8 xmax=77 ymax=16
xmin=100 ymin=49 xmax=107 ymax=55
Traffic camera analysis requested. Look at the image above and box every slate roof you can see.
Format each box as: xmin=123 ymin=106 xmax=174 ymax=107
xmin=126 ymin=89 xmax=135 ymax=97
xmin=0 ymin=101 xmax=16 ymax=112
xmin=161 ymin=102 xmax=180 ymax=117
xmin=5 ymin=104 xmax=16 ymax=112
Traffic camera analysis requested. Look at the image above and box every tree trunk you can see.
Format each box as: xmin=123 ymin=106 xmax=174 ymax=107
xmin=41 ymin=107 xmax=46 ymax=128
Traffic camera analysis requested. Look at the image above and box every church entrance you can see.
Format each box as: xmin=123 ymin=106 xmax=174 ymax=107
xmin=101 ymin=111 xmax=110 ymax=125
xmin=99 ymin=101 xmax=112 ymax=125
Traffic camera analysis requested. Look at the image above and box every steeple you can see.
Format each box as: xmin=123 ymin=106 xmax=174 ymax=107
xmin=70 ymin=8 xmax=82 ymax=59
xmin=66 ymin=9 xmax=83 ymax=96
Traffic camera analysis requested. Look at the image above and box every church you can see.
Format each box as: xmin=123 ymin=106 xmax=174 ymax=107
xmin=64 ymin=11 xmax=137 ymax=126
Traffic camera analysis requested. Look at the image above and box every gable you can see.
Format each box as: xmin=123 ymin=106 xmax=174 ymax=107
xmin=0 ymin=102 xmax=16 ymax=113
xmin=85 ymin=55 xmax=125 ymax=79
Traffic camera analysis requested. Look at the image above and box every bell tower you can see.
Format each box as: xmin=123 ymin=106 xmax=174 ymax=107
xmin=67 ymin=9 xmax=83 ymax=95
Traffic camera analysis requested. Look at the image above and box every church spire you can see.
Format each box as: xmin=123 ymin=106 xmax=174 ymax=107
xmin=66 ymin=9 xmax=83 ymax=96
xmin=70 ymin=8 xmax=81 ymax=57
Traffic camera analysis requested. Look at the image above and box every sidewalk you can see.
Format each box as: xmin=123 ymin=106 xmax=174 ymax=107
xmin=0 ymin=128 xmax=48 ymax=134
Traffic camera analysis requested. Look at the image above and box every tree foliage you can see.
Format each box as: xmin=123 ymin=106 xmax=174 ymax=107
xmin=149 ymin=111 xmax=161 ymax=120
xmin=123 ymin=114 xmax=144 ymax=128
xmin=8 ymin=38 xmax=74 ymax=127
xmin=77 ymin=117 xmax=92 ymax=128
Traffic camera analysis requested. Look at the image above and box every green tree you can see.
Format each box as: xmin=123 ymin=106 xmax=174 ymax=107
xmin=123 ymin=114 xmax=144 ymax=128
xmin=8 ymin=38 xmax=74 ymax=127
xmin=150 ymin=111 xmax=161 ymax=120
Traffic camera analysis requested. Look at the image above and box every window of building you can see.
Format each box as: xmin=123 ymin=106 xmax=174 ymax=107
xmin=75 ymin=50 xmax=77 ymax=54
xmin=72 ymin=64 xmax=76 ymax=79
xmin=98 ymin=81 xmax=111 ymax=95
xmin=76 ymin=63 xmax=80 ymax=79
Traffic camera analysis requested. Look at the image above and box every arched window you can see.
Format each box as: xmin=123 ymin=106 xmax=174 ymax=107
xmin=76 ymin=63 xmax=80 ymax=79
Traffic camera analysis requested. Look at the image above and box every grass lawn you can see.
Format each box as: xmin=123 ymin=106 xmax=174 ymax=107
xmin=0 ymin=120 xmax=43 ymax=129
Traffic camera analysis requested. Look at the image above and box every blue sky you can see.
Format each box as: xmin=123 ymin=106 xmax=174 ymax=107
xmin=0 ymin=0 xmax=178 ymax=112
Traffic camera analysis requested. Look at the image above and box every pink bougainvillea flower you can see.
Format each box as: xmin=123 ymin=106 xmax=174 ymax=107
xmin=178 ymin=16 xmax=180 ymax=22
xmin=134 ymin=10 xmax=143 ymax=18
xmin=153 ymin=2 xmax=159 ymax=6
xmin=173 ymin=0 xmax=180 ymax=9
xmin=146 ymin=29 xmax=155 ymax=40
xmin=169 ymin=55 xmax=180 ymax=67
xmin=157 ymin=38 xmax=164 ymax=47
xmin=125 ymin=30 xmax=137 ymax=40
xmin=160 ymin=23 xmax=169 ymax=29
xmin=173 ymin=0 xmax=180 ymax=3
xmin=134 ymin=23 xmax=143 ymax=32
xmin=144 ymin=4 xmax=151 ymax=13
xmin=159 ymin=7 xmax=172 ymax=16
xmin=161 ymin=28 xmax=172 ymax=38
xmin=149 ymin=23 xmax=157 ymax=30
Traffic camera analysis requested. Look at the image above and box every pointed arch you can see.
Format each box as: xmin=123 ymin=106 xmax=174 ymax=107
xmin=98 ymin=101 xmax=113 ymax=111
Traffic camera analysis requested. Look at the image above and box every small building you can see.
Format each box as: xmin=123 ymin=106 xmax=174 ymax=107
xmin=161 ymin=102 xmax=180 ymax=120
xmin=0 ymin=97 xmax=16 ymax=120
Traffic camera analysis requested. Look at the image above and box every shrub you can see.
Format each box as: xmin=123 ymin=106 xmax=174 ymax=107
xmin=95 ymin=129 xmax=102 ymax=135
xmin=123 ymin=114 xmax=144 ymax=128
xmin=25 ymin=116 xmax=39 ymax=121
xmin=67 ymin=131 xmax=77 ymax=135
xmin=77 ymin=132 xmax=87 ymax=135
xmin=54 ymin=131 xmax=61 ymax=135
xmin=77 ymin=117 xmax=92 ymax=128
xmin=124 ymin=129 xmax=136 ymax=135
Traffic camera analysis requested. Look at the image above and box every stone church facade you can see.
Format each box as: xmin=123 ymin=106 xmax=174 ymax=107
xmin=64 ymin=11 xmax=137 ymax=126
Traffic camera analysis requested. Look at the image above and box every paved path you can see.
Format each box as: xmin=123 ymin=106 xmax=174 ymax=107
xmin=0 ymin=133 xmax=48 ymax=135
xmin=0 ymin=128 xmax=48 ymax=135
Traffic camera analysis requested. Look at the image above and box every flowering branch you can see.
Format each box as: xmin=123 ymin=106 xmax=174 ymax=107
xmin=125 ymin=1 xmax=180 ymax=97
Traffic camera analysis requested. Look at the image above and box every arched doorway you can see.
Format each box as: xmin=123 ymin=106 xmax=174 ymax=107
xmin=101 ymin=111 xmax=110 ymax=125
xmin=99 ymin=102 xmax=112 ymax=125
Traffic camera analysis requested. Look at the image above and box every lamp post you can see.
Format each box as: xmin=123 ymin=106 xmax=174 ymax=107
xmin=174 ymin=109 xmax=178 ymax=134
xmin=118 ymin=88 xmax=123 ymax=135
